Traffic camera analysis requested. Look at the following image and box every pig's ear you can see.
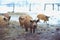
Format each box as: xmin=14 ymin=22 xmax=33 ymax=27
xmin=3 ymin=18 xmax=7 ymax=21
xmin=8 ymin=16 xmax=11 ymax=21
xmin=9 ymin=16 xmax=11 ymax=20
xmin=36 ymin=19 xmax=39 ymax=22
xmin=30 ymin=20 xmax=33 ymax=23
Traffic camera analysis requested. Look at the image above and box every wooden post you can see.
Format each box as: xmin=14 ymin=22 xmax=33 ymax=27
xmin=29 ymin=3 xmax=31 ymax=11
xmin=12 ymin=3 xmax=15 ymax=13
xmin=57 ymin=4 xmax=60 ymax=11
xmin=52 ymin=4 xmax=54 ymax=10
xmin=44 ymin=4 xmax=46 ymax=10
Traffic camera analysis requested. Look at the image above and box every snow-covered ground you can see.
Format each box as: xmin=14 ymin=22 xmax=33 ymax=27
xmin=10 ymin=11 xmax=60 ymax=25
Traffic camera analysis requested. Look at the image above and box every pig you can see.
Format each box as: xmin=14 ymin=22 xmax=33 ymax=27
xmin=19 ymin=15 xmax=32 ymax=28
xmin=24 ymin=19 xmax=39 ymax=33
xmin=0 ymin=16 xmax=9 ymax=27
xmin=37 ymin=14 xmax=49 ymax=23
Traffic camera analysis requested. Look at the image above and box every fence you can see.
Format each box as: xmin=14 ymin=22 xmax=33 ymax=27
xmin=0 ymin=1 xmax=60 ymax=13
